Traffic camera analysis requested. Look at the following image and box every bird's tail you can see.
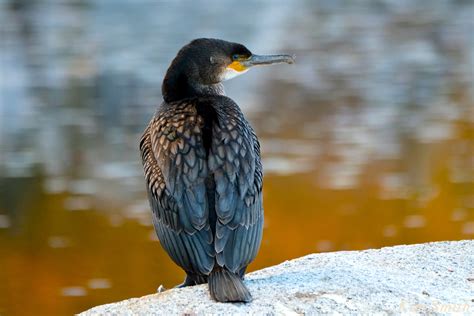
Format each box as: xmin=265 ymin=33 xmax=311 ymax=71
xmin=208 ymin=267 xmax=252 ymax=303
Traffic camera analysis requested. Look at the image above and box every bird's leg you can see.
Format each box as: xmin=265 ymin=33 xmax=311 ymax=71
xmin=157 ymin=275 xmax=194 ymax=292
xmin=175 ymin=273 xmax=208 ymax=288
xmin=192 ymin=274 xmax=208 ymax=285
xmin=175 ymin=274 xmax=195 ymax=288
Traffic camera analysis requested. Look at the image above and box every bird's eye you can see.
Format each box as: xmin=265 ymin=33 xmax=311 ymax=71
xmin=232 ymin=54 xmax=240 ymax=61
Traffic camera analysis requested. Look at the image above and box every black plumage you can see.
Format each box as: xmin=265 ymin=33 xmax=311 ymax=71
xmin=139 ymin=38 xmax=294 ymax=302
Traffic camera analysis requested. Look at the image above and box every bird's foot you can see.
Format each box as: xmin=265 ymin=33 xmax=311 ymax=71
xmin=175 ymin=275 xmax=195 ymax=288
xmin=157 ymin=284 xmax=167 ymax=293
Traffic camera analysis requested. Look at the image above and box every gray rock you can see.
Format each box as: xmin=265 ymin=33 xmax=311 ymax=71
xmin=80 ymin=240 xmax=474 ymax=315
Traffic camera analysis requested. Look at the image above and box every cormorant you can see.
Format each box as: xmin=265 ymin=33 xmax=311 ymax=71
xmin=140 ymin=38 xmax=294 ymax=303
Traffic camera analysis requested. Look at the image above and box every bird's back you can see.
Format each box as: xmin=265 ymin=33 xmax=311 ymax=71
xmin=140 ymin=95 xmax=263 ymax=280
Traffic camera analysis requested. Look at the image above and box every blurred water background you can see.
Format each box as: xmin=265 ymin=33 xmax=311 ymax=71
xmin=0 ymin=0 xmax=473 ymax=314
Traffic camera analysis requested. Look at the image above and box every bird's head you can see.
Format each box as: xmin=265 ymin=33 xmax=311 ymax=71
xmin=162 ymin=38 xmax=294 ymax=102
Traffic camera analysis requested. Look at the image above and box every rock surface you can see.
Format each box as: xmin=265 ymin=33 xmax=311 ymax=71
xmin=81 ymin=241 xmax=473 ymax=315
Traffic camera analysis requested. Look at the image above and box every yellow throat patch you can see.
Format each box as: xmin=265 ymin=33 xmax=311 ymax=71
xmin=227 ymin=61 xmax=247 ymax=72
xmin=223 ymin=61 xmax=249 ymax=81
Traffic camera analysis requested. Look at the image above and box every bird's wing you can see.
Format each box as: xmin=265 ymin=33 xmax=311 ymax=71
xmin=209 ymin=97 xmax=264 ymax=273
xmin=140 ymin=101 xmax=214 ymax=275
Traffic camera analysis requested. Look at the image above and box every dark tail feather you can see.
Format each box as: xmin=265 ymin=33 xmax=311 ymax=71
xmin=208 ymin=267 xmax=252 ymax=303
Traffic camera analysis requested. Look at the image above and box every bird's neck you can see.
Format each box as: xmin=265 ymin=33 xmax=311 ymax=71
xmin=162 ymin=72 xmax=224 ymax=103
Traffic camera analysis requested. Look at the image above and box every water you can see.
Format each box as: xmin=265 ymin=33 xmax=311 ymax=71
xmin=1 ymin=0 xmax=473 ymax=314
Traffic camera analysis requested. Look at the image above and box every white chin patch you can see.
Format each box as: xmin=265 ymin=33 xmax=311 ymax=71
xmin=222 ymin=67 xmax=248 ymax=81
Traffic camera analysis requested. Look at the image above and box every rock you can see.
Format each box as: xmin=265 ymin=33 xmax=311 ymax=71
xmin=80 ymin=240 xmax=474 ymax=315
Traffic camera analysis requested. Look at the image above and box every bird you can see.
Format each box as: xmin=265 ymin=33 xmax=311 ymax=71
xmin=139 ymin=38 xmax=294 ymax=303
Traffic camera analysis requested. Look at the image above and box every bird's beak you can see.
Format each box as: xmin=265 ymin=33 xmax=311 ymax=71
xmin=241 ymin=54 xmax=295 ymax=68
xmin=224 ymin=54 xmax=295 ymax=81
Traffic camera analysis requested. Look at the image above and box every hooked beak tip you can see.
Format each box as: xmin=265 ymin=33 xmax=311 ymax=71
xmin=287 ymin=54 xmax=296 ymax=64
